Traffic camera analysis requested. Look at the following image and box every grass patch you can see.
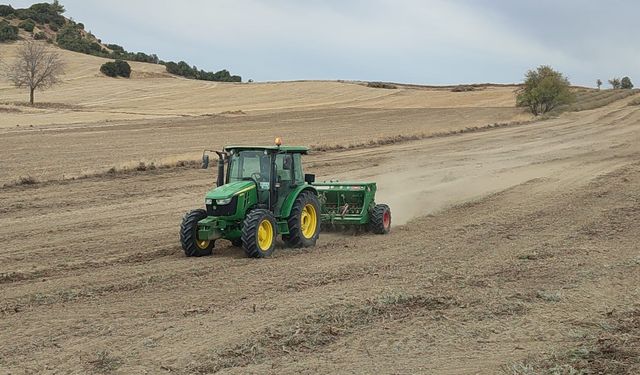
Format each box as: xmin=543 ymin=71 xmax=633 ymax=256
xmin=504 ymin=309 xmax=640 ymax=374
xmin=87 ymin=350 xmax=122 ymax=373
xmin=536 ymin=290 xmax=563 ymax=303
xmin=552 ymin=88 xmax=640 ymax=114
xmin=219 ymin=109 xmax=246 ymax=115
xmin=628 ymin=96 xmax=640 ymax=106
xmin=367 ymin=81 xmax=397 ymax=89
xmin=190 ymin=292 xmax=455 ymax=373
xmin=310 ymin=120 xmax=530 ymax=152
xmin=2 ymin=160 xmax=200 ymax=189
xmin=451 ymin=85 xmax=477 ymax=92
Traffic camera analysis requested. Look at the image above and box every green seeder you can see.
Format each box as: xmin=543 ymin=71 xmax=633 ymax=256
xmin=180 ymin=140 xmax=391 ymax=258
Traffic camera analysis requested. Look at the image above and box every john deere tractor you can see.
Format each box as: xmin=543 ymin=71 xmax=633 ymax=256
xmin=180 ymin=140 xmax=391 ymax=258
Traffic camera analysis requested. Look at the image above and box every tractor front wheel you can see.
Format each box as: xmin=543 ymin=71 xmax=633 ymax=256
xmin=241 ymin=209 xmax=277 ymax=258
xmin=369 ymin=204 xmax=391 ymax=234
xmin=284 ymin=191 xmax=321 ymax=248
xmin=180 ymin=209 xmax=215 ymax=257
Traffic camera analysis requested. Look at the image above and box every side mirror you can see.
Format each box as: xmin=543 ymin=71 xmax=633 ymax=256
xmin=202 ymin=154 xmax=210 ymax=169
xmin=304 ymin=174 xmax=315 ymax=184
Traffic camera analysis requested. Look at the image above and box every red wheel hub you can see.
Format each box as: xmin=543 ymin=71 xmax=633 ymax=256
xmin=383 ymin=210 xmax=391 ymax=228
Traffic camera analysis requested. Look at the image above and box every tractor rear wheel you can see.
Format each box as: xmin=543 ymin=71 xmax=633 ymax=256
xmin=369 ymin=204 xmax=391 ymax=234
xmin=284 ymin=191 xmax=321 ymax=248
xmin=180 ymin=209 xmax=215 ymax=257
xmin=241 ymin=209 xmax=277 ymax=258
xmin=231 ymin=238 xmax=243 ymax=247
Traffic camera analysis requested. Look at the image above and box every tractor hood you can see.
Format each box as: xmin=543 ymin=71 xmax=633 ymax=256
xmin=205 ymin=180 xmax=255 ymax=200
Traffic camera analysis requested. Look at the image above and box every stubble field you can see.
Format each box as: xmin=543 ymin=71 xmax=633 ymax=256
xmin=1 ymin=42 xmax=639 ymax=374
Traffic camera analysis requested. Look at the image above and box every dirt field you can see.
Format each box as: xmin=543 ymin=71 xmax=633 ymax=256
xmin=2 ymin=40 xmax=640 ymax=374
xmin=1 ymin=69 xmax=640 ymax=375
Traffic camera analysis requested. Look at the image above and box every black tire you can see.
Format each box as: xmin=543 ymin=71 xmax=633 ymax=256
xmin=180 ymin=209 xmax=214 ymax=257
xmin=241 ymin=209 xmax=277 ymax=258
xmin=231 ymin=238 xmax=243 ymax=247
xmin=369 ymin=204 xmax=391 ymax=234
xmin=284 ymin=191 xmax=321 ymax=248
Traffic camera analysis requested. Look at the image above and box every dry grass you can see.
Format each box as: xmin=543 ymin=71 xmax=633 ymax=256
xmin=190 ymin=292 xmax=455 ymax=373
xmin=87 ymin=350 xmax=122 ymax=373
xmin=554 ymin=89 xmax=640 ymax=113
xmin=628 ymin=96 xmax=640 ymax=106
xmin=504 ymin=309 xmax=640 ymax=375
xmin=310 ymin=120 xmax=530 ymax=152
xmin=451 ymin=85 xmax=477 ymax=92
xmin=367 ymin=81 xmax=397 ymax=89
xmin=1 ymin=160 xmax=199 ymax=188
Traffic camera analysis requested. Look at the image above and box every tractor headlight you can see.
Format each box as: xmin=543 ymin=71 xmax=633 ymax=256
xmin=205 ymin=199 xmax=213 ymax=205
xmin=216 ymin=198 xmax=232 ymax=205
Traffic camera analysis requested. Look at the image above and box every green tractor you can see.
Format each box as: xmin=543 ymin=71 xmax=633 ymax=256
xmin=180 ymin=141 xmax=391 ymax=258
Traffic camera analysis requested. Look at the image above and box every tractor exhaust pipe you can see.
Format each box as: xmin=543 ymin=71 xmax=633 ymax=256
xmin=215 ymin=151 xmax=225 ymax=187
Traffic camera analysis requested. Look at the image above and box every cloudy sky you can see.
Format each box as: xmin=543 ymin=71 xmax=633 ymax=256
xmin=8 ymin=0 xmax=640 ymax=86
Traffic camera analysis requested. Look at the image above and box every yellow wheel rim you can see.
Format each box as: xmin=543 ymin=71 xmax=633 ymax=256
xmin=258 ymin=219 xmax=274 ymax=251
xmin=196 ymin=239 xmax=210 ymax=249
xmin=300 ymin=204 xmax=318 ymax=239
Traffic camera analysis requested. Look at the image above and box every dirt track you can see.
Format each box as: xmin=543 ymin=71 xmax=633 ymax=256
xmin=1 ymin=94 xmax=639 ymax=374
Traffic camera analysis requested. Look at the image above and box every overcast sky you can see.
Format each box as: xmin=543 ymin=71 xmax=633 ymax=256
xmin=7 ymin=0 xmax=640 ymax=86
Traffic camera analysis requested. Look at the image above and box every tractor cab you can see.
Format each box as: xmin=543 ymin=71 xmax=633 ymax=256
xmin=222 ymin=144 xmax=312 ymax=214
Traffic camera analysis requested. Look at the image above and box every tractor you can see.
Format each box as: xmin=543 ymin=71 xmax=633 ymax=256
xmin=180 ymin=139 xmax=391 ymax=258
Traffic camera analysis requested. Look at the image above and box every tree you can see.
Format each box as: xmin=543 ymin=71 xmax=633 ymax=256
xmin=0 ymin=20 xmax=19 ymax=42
xmin=596 ymin=79 xmax=602 ymax=90
xmin=516 ymin=65 xmax=574 ymax=115
xmin=621 ymin=76 xmax=634 ymax=89
xmin=100 ymin=60 xmax=131 ymax=78
xmin=6 ymin=41 xmax=65 ymax=105
xmin=609 ymin=78 xmax=621 ymax=89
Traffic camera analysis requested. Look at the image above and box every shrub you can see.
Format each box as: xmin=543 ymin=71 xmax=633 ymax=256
xmin=56 ymin=24 xmax=87 ymax=51
xmin=19 ymin=19 xmax=36 ymax=32
xmin=0 ymin=21 xmax=19 ymax=42
xmin=516 ymin=65 xmax=575 ymax=115
xmin=114 ymin=60 xmax=131 ymax=77
xmin=164 ymin=61 xmax=241 ymax=82
xmin=367 ymin=81 xmax=397 ymax=89
xmin=100 ymin=61 xmax=118 ymax=77
xmin=621 ymin=76 xmax=634 ymax=89
xmin=100 ymin=60 xmax=131 ymax=78
xmin=34 ymin=31 xmax=47 ymax=40
xmin=15 ymin=3 xmax=65 ymax=27
xmin=0 ymin=5 xmax=15 ymax=17
xmin=106 ymin=43 xmax=125 ymax=53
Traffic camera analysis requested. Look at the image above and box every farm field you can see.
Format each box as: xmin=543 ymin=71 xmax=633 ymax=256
xmin=1 ymin=42 xmax=640 ymax=374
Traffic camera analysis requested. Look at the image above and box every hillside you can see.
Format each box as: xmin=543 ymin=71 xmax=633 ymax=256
xmin=0 ymin=1 xmax=241 ymax=81
xmin=0 ymin=40 xmax=524 ymax=128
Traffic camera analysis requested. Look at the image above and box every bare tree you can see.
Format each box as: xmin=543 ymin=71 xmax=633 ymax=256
xmin=6 ymin=40 xmax=65 ymax=105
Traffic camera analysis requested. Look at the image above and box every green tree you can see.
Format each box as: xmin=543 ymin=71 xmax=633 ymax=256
xmin=516 ymin=65 xmax=575 ymax=115
xmin=620 ymin=76 xmax=634 ymax=89
xmin=19 ymin=19 xmax=36 ymax=32
xmin=114 ymin=60 xmax=131 ymax=77
xmin=100 ymin=60 xmax=131 ymax=78
xmin=0 ymin=5 xmax=15 ymax=17
xmin=596 ymin=79 xmax=602 ymax=90
xmin=0 ymin=21 xmax=19 ymax=42
xmin=100 ymin=61 xmax=118 ymax=77
xmin=609 ymin=78 xmax=621 ymax=89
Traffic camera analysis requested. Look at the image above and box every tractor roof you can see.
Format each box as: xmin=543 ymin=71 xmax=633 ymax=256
xmin=224 ymin=145 xmax=309 ymax=154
